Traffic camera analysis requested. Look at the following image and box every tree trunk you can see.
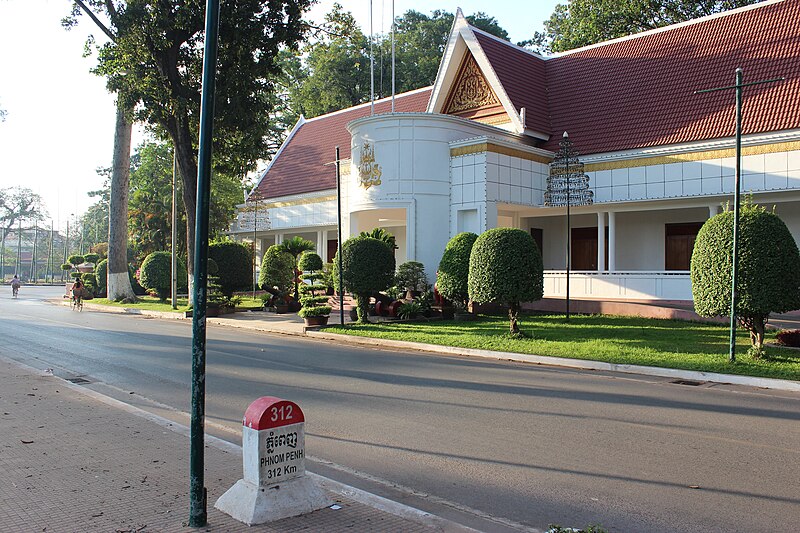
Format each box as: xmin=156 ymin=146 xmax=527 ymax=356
xmin=508 ymin=302 xmax=520 ymax=335
xmin=169 ymin=116 xmax=198 ymax=304
xmin=107 ymin=101 xmax=137 ymax=302
xmin=739 ymin=314 xmax=767 ymax=358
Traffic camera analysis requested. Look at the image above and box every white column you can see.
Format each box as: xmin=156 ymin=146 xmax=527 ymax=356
xmin=320 ymin=230 xmax=329 ymax=260
xmin=597 ymin=211 xmax=606 ymax=272
xmin=608 ymin=211 xmax=616 ymax=272
xmin=276 ymin=233 xmax=284 ymax=245
xmin=709 ymin=204 xmax=720 ymax=218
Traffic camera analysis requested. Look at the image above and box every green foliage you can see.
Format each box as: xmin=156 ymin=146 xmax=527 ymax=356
xmin=208 ymin=241 xmax=253 ymax=299
xmin=70 ymin=272 xmax=82 ymax=280
xmin=691 ymin=202 xmax=800 ymax=350
xmin=397 ymin=301 xmax=422 ymax=319
xmin=277 ymin=236 xmax=316 ymax=300
xmin=67 ymin=255 xmax=85 ymax=267
xmin=333 ymin=236 xmax=396 ymax=322
xmin=82 ymin=273 xmax=98 ymax=295
xmin=298 ymin=252 xmax=330 ymax=317
xmin=139 ymin=251 xmax=173 ymax=301
xmin=84 ymin=253 xmax=100 ymax=264
xmin=526 ymin=0 xmax=764 ymax=53
xmin=468 ymin=228 xmax=543 ymax=334
xmin=547 ymin=525 xmax=608 ymax=533
xmin=437 ymin=232 xmax=478 ymax=309
xmin=259 ymin=245 xmax=294 ymax=296
xmin=96 ymin=259 xmax=108 ymax=293
xmin=298 ymin=251 xmax=323 ymax=273
xmin=395 ymin=261 xmax=428 ymax=292
xmin=359 ymin=228 xmax=397 ymax=250
xmin=0 ymin=186 xmax=47 ymax=233
xmin=60 ymin=263 xmax=72 ymax=271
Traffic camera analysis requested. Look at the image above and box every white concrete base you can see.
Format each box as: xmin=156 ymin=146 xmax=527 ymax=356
xmin=214 ymin=476 xmax=332 ymax=525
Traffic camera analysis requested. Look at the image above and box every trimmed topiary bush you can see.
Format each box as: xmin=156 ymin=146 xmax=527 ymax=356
xmin=84 ymin=253 xmax=100 ymax=265
xmin=139 ymin=251 xmax=172 ymax=301
xmin=259 ymin=245 xmax=294 ymax=297
xmin=692 ymin=201 xmax=800 ymax=356
xmin=395 ymin=261 xmax=428 ymax=294
xmin=67 ymin=255 xmax=85 ymax=267
xmin=298 ymin=251 xmax=323 ymax=273
xmin=277 ymin=236 xmax=316 ymax=301
xmin=96 ymin=259 xmax=108 ymax=294
xmin=333 ymin=236 xmax=396 ymax=323
xmin=82 ymin=273 xmax=98 ymax=295
xmin=208 ymin=241 xmax=253 ymax=299
xmin=468 ymin=228 xmax=543 ymax=335
xmin=437 ymin=232 xmax=478 ymax=310
xmin=298 ymin=252 xmax=331 ymax=319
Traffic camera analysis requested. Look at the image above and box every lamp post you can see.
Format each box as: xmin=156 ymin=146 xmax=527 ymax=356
xmin=335 ymin=146 xmax=344 ymax=325
xmin=695 ymin=69 xmax=783 ymax=363
xmin=171 ymin=150 xmax=178 ymax=310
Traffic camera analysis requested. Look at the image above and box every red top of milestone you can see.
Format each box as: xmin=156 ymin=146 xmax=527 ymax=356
xmin=242 ymin=396 xmax=304 ymax=430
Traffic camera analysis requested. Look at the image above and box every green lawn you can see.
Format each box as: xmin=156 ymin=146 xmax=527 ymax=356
xmin=324 ymin=314 xmax=800 ymax=381
xmin=90 ymin=295 xmax=265 ymax=313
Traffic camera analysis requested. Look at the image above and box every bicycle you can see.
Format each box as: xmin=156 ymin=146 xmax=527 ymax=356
xmin=71 ymin=292 xmax=83 ymax=311
xmin=12 ymin=284 xmax=20 ymax=298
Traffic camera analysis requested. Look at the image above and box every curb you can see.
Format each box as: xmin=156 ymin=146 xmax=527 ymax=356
xmin=57 ymin=299 xmax=800 ymax=393
xmin=305 ymin=331 xmax=800 ymax=393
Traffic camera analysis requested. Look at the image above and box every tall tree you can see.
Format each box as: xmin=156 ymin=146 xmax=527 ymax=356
xmin=65 ymin=0 xmax=138 ymax=301
xmin=288 ymin=7 xmax=510 ymax=118
xmin=525 ymin=0 xmax=766 ymax=53
xmin=65 ymin=0 xmax=313 ymax=296
xmin=0 ymin=187 xmax=46 ymax=279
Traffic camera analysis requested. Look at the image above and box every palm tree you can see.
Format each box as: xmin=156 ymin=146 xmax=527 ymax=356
xmin=277 ymin=236 xmax=316 ymax=301
xmin=359 ymin=228 xmax=398 ymax=250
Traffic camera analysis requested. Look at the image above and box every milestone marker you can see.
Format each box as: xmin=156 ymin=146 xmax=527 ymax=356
xmin=215 ymin=396 xmax=331 ymax=524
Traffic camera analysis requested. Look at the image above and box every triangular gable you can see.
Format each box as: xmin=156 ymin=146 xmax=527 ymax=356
xmin=428 ymin=9 xmax=549 ymax=140
xmin=441 ymin=52 xmax=507 ymax=126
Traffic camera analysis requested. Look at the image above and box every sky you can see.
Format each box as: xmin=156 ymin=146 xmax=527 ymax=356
xmin=0 ymin=0 xmax=560 ymax=232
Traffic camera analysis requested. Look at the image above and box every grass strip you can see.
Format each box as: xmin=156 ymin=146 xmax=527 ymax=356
xmin=324 ymin=314 xmax=800 ymax=381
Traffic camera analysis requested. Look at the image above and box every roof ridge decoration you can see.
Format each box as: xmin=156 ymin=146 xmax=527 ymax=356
xmin=553 ymin=0 xmax=787 ymax=57
xmin=442 ymin=54 xmax=501 ymax=114
xmin=428 ymin=9 xmax=530 ymax=136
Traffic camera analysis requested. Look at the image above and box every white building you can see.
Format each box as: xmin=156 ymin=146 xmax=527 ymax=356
xmin=232 ymin=0 xmax=800 ymax=302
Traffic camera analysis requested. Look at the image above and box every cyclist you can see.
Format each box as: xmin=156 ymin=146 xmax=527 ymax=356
xmin=11 ymin=275 xmax=21 ymax=298
xmin=71 ymin=278 xmax=84 ymax=310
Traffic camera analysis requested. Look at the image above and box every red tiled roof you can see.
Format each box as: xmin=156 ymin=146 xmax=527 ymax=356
xmin=472 ymin=30 xmax=550 ymax=135
xmin=543 ymin=0 xmax=800 ymax=154
xmin=255 ymin=1 xmax=800 ymax=201
xmin=252 ymin=89 xmax=431 ymax=200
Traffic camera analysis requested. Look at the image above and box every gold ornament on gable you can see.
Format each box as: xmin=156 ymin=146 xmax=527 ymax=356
xmin=444 ymin=55 xmax=500 ymax=114
xmin=358 ymin=141 xmax=382 ymax=189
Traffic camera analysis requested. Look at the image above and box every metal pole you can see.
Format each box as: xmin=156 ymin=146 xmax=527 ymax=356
xmin=189 ymin=0 xmax=220 ymax=527
xmin=728 ymin=68 xmax=744 ymax=363
xmin=171 ymin=150 xmax=178 ymax=310
xmin=1 ymin=227 xmax=5 ymax=281
xmin=16 ymin=220 xmax=22 ymax=276
xmin=47 ymin=222 xmax=54 ymax=284
xmin=63 ymin=220 xmax=69 ymax=282
xmin=336 ymin=146 xmax=344 ymax=325
xmin=369 ymin=0 xmax=374 ymax=115
xmin=30 ymin=224 xmax=38 ymax=282
xmin=564 ymin=133 xmax=571 ymax=321
xmin=252 ymin=197 xmax=258 ymax=301
xmin=391 ymin=0 xmax=395 ymax=113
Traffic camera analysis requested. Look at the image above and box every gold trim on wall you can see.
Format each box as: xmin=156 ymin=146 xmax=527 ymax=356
xmin=450 ymin=142 xmax=552 ymax=164
xmin=584 ymin=141 xmax=800 ymax=172
xmin=257 ymin=194 xmax=336 ymax=209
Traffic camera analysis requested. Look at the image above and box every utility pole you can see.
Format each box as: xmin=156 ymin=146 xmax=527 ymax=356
xmin=62 ymin=219 xmax=70 ymax=282
xmin=1 ymin=227 xmax=5 ymax=281
xmin=189 ymin=0 xmax=220 ymax=526
xmin=695 ymin=68 xmax=783 ymax=363
xmin=30 ymin=223 xmax=38 ymax=282
xmin=16 ymin=220 xmax=22 ymax=277
xmin=171 ymin=151 xmax=178 ymax=310
xmin=335 ymin=146 xmax=344 ymax=325
xmin=46 ymin=222 xmax=54 ymax=284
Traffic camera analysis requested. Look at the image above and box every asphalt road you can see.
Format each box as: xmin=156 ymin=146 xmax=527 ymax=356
xmin=2 ymin=285 xmax=799 ymax=532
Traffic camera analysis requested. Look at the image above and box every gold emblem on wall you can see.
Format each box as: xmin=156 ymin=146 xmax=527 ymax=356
xmin=443 ymin=54 xmax=500 ymax=114
xmin=358 ymin=141 xmax=382 ymax=189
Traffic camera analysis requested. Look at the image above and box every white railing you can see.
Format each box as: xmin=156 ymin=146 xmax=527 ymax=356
xmin=544 ymin=271 xmax=692 ymax=300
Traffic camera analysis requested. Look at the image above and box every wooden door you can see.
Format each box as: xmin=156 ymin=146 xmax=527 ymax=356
xmin=571 ymin=227 xmax=598 ymax=270
xmin=665 ymin=223 xmax=704 ymax=270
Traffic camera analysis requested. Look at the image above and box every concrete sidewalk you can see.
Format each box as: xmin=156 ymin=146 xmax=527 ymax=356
xmin=0 ymin=356 xmax=462 ymax=532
